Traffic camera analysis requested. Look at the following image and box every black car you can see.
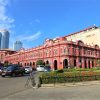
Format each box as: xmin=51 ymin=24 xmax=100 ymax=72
xmin=1 ymin=65 xmax=25 ymax=77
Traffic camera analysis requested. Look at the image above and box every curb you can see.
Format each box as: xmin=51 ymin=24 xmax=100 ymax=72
xmin=41 ymin=80 xmax=100 ymax=88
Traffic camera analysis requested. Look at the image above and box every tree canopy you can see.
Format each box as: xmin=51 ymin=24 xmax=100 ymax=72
xmin=36 ymin=60 xmax=45 ymax=65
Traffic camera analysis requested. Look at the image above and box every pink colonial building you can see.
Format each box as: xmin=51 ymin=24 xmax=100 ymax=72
xmin=0 ymin=49 xmax=16 ymax=63
xmin=0 ymin=26 xmax=100 ymax=70
xmin=4 ymin=37 xmax=100 ymax=70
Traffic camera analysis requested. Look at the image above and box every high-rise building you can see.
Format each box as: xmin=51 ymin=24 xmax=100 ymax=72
xmin=13 ymin=41 xmax=23 ymax=51
xmin=0 ymin=30 xmax=9 ymax=49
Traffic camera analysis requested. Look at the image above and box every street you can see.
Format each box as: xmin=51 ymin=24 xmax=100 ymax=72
xmin=0 ymin=75 xmax=30 ymax=99
xmin=0 ymin=76 xmax=100 ymax=100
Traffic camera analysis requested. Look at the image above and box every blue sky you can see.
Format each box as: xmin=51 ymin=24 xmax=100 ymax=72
xmin=0 ymin=0 xmax=100 ymax=49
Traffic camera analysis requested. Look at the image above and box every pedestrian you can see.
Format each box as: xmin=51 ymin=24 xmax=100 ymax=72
xmin=30 ymin=70 xmax=41 ymax=88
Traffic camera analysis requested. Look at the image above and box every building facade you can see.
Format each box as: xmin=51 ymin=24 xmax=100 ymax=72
xmin=0 ymin=49 xmax=16 ymax=63
xmin=13 ymin=41 xmax=23 ymax=51
xmin=0 ymin=30 xmax=9 ymax=49
xmin=65 ymin=26 xmax=100 ymax=46
xmin=4 ymin=39 xmax=100 ymax=70
xmin=0 ymin=26 xmax=100 ymax=70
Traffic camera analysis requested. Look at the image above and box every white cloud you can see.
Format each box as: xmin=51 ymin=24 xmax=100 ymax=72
xmin=17 ymin=31 xmax=42 ymax=41
xmin=0 ymin=0 xmax=15 ymax=29
xmin=0 ymin=0 xmax=9 ymax=6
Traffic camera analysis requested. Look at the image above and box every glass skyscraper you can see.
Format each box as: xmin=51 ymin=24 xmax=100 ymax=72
xmin=0 ymin=30 xmax=9 ymax=49
xmin=13 ymin=41 xmax=23 ymax=51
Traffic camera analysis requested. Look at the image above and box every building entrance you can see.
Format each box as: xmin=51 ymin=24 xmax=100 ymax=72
xmin=54 ymin=60 xmax=57 ymax=70
xmin=63 ymin=59 xmax=68 ymax=68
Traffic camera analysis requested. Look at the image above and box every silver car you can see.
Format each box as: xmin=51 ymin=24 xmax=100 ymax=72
xmin=36 ymin=65 xmax=46 ymax=72
xmin=36 ymin=65 xmax=51 ymax=72
xmin=24 ymin=66 xmax=32 ymax=74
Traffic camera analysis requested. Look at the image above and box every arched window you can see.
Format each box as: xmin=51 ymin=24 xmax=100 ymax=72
xmin=74 ymin=59 xmax=76 ymax=67
xmin=88 ymin=60 xmax=90 ymax=68
xmin=95 ymin=45 xmax=99 ymax=49
xmin=46 ymin=60 xmax=49 ymax=64
xmin=63 ymin=59 xmax=68 ymax=68
xmin=33 ymin=62 xmax=35 ymax=65
xmin=30 ymin=62 xmax=32 ymax=66
xmin=77 ymin=40 xmax=84 ymax=46
xmin=27 ymin=63 xmax=29 ymax=66
xmin=79 ymin=59 xmax=82 ymax=68
xmin=92 ymin=60 xmax=94 ymax=67
xmin=54 ymin=60 xmax=57 ymax=70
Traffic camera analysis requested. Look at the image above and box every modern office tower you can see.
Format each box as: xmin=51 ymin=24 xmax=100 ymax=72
xmin=13 ymin=41 xmax=23 ymax=51
xmin=0 ymin=30 xmax=10 ymax=49
xmin=0 ymin=32 xmax=2 ymax=49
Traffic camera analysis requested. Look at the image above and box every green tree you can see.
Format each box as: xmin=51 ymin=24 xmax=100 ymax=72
xmin=4 ymin=61 xmax=9 ymax=67
xmin=36 ymin=60 xmax=44 ymax=65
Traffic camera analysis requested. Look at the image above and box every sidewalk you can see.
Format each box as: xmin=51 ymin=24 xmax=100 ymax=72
xmin=41 ymin=80 xmax=100 ymax=88
xmin=1 ymin=80 xmax=100 ymax=100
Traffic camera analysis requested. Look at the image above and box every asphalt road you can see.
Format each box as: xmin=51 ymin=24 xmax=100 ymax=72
xmin=0 ymin=76 xmax=100 ymax=100
xmin=0 ymin=75 xmax=31 ymax=99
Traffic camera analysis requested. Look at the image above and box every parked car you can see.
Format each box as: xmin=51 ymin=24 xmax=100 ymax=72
xmin=24 ymin=66 xmax=32 ymax=74
xmin=0 ymin=67 xmax=7 ymax=75
xmin=44 ymin=66 xmax=51 ymax=72
xmin=36 ymin=65 xmax=51 ymax=72
xmin=1 ymin=65 xmax=25 ymax=77
xmin=0 ymin=66 xmax=3 ymax=75
xmin=36 ymin=65 xmax=45 ymax=72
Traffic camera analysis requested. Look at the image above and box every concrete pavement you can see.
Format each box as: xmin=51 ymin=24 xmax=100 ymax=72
xmin=2 ymin=83 xmax=100 ymax=100
xmin=41 ymin=80 xmax=100 ymax=87
xmin=1 ymin=76 xmax=100 ymax=100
